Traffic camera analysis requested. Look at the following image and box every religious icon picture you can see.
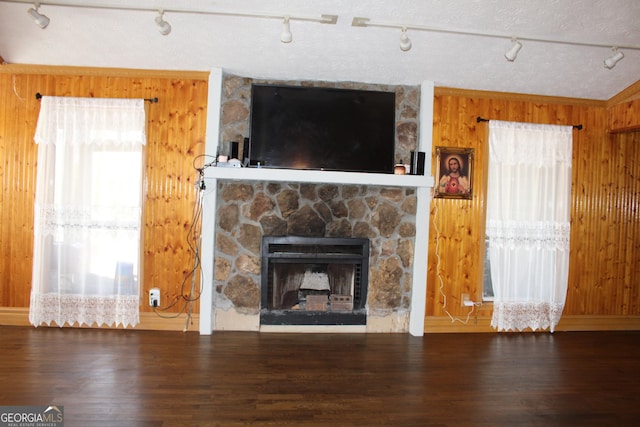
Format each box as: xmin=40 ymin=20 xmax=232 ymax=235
xmin=434 ymin=147 xmax=474 ymax=199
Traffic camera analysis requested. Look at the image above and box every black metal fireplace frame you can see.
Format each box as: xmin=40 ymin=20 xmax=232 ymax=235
xmin=260 ymin=235 xmax=369 ymax=326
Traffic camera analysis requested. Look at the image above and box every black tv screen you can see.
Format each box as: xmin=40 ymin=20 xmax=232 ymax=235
xmin=248 ymin=84 xmax=396 ymax=174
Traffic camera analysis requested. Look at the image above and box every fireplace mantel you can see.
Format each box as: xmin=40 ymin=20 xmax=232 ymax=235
xmin=207 ymin=166 xmax=434 ymax=188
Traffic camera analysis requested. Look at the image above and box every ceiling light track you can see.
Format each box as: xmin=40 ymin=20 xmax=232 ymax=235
xmin=4 ymin=0 xmax=338 ymax=28
xmin=352 ymin=16 xmax=640 ymax=68
xmin=351 ymin=17 xmax=640 ymax=51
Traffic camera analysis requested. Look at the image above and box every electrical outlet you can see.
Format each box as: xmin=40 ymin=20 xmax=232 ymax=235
xmin=149 ymin=288 xmax=160 ymax=307
xmin=461 ymin=293 xmax=470 ymax=306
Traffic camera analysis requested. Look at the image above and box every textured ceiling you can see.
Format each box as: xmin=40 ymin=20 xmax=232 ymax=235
xmin=1 ymin=0 xmax=639 ymax=100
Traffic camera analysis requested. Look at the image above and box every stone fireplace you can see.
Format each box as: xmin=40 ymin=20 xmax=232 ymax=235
xmin=212 ymin=179 xmax=418 ymax=331
xmin=197 ymin=70 xmax=435 ymax=335
xmin=260 ymin=236 xmax=369 ymax=325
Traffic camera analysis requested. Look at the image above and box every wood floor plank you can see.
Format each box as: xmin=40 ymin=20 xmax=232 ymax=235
xmin=0 ymin=326 xmax=639 ymax=426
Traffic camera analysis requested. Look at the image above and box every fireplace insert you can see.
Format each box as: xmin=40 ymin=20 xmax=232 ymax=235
xmin=260 ymin=236 xmax=369 ymax=325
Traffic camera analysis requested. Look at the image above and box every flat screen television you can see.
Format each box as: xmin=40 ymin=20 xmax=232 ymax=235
xmin=248 ymin=84 xmax=396 ymax=174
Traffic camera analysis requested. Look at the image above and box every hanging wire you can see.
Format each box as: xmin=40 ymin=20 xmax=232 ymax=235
xmin=151 ymin=168 xmax=206 ymax=327
xmin=432 ymin=195 xmax=480 ymax=324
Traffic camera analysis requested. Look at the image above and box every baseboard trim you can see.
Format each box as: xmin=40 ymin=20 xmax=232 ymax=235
xmin=425 ymin=315 xmax=640 ymax=333
xmin=0 ymin=307 xmax=199 ymax=332
xmin=4 ymin=307 xmax=638 ymax=334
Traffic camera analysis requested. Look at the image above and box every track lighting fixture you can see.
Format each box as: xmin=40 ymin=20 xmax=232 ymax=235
xmin=18 ymin=2 xmax=338 ymax=37
xmin=399 ymin=27 xmax=411 ymax=52
xmin=353 ymin=16 xmax=640 ymax=68
xmin=27 ymin=2 xmax=49 ymax=29
xmin=604 ymin=48 xmax=624 ymax=69
xmin=155 ymin=9 xmax=171 ymax=36
xmin=280 ymin=16 xmax=292 ymax=43
xmin=504 ymin=39 xmax=522 ymax=62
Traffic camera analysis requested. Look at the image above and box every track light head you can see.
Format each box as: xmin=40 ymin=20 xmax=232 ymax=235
xmin=27 ymin=3 xmax=49 ymax=29
xmin=399 ymin=27 xmax=412 ymax=52
xmin=505 ymin=39 xmax=522 ymax=61
xmin=280 ymin=17 xmax=292 ymax=43
xmin=155 ymin=10 xmax=171 ymax=36
xmin=604 ymin=48 xmax=624 ymax=69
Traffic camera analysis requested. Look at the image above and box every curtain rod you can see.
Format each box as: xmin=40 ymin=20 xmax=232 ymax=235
xmin=476 ymin=116 xmax=582 ymax=130
xmin=35 ymin=92 xmax=159 ymax=103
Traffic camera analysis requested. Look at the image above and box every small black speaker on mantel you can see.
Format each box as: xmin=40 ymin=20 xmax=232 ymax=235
xmin=230 ymin=141 xmax=239 ymax=159
xmin=410 ymin=151 xmax=426 ymax=175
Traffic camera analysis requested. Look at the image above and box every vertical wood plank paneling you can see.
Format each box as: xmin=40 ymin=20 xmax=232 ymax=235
xmin=0 ymin=73 xmax=40 ymax=307
xmin=2 ymin=70 xmax=639 ymax=330
xmin=430 ymin=94 xmax=488 ymax=317
xmin=0 ymin=68 xmax=208 ymax=317
xmin=0 ymin=75 xmax=7 ymax=306
xmin=142 ymin=78 xmax=207 ymax=314
xmin=429 ymin=89 xmax=640 ymax=327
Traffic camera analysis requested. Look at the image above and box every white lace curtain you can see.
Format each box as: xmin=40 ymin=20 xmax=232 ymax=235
xmin=487 ymin=120 xmax=573 ymax=332
xmin=29 ymin=96 xmax=146 ymax=328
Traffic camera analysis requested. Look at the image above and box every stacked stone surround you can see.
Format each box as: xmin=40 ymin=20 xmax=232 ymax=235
xmin=214 ymin=74 xmax=421 ymax=329
xmin=215 ymin=181 xmax=417 ymax=316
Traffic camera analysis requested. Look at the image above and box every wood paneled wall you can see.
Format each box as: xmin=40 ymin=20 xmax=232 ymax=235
xmin=0 ymin=66 xmax=208 ymax=327
xmin=427 ymin=88 xmax=640 ymax=331
xmin=2 ymin=65 xmax=639 ymax=332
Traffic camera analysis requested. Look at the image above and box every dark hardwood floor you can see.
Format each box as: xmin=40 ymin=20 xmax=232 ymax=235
xmin=0 ymin=326 xmax=639 ymax=426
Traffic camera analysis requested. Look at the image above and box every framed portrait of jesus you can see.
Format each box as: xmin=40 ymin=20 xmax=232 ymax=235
xmin=434 ymin=147 xmax=474 ymax=199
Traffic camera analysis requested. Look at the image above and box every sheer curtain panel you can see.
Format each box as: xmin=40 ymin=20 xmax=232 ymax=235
xmin=29 ymin=96 xmax=146 ymax=328
xmin=487 ymin=121 xmax=573 ymax=332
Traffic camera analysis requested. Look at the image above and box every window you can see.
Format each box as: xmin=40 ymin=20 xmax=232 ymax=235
xmin=30 ymin=96 xmax=146 ymax=328
xmin=484 ymin=121 xmax=573 ymax=332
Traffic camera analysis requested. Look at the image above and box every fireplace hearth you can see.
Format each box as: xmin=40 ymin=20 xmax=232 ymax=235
xmin=260 ymin=236 xmax=369 ymax=326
